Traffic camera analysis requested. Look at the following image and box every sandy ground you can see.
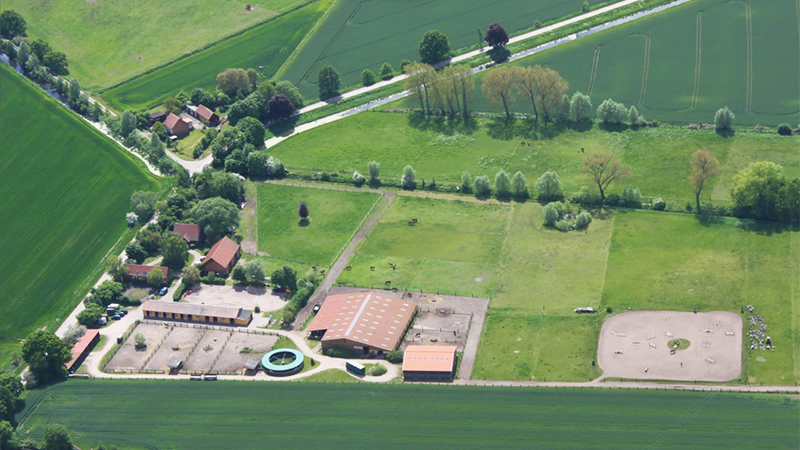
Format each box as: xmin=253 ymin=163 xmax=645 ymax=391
xmin=106 ymin=324 xmax=170 ymax=371
xmin=183 ymin=330 xmax=231 ymax=372
xmin=404 ymin=312 xmax=470 ymax=351
xmin=598 ymin=311 xmax=742 ymax=382
xmin=184 ymin=284 xmax=287 ymax=312
xmin=212 ymin=333 xmax=278 ymax=373
xmin=143 ymin=328 xmax=203 ymax=372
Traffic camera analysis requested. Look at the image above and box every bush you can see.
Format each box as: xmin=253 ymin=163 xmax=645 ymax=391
xmin=474 ymin=175 xmax=491 ymax=196
xmin=401 ymin=165 xmax=416 ymax=190
xmin=575 ymin=211 xmax=592 ymax=229
xmin=379 ymin=62 xmax=394 ymax=79
xmin=573 ymin=186 xmax=600 ymax=205
xmin=361 ymin=69 xmax=376 ymax=86
xmin=596 ymin=98 xmax=627 ymax=124
xmin=386 ymin=350 xmax=404 ymax=364
xmin=605 ymin=193 xmax=620 ymax=206
xmin=652 ymin=198 xmax=666 ymax=211
xmin=323 ymin=347 xmax=354 ymax=358
xmin=777 ymin=123 xmax=792 ymax=136
xmin=543 ymin=202 xmax=561 ymax=226
xmin=77 ymin=305 xmax=104 ymax=327
xmin=620 ymin=186 xmax=642 ymax=208
xmin=714 ymin=106 xmax=735 ymax=131
xmin=555 ymin=219 xmax=573 ymax=232
xmin=173 ymin=281 xmax=189 ymax=301
xmin=352 ymin=171 xmax=366 ymax=187
xmin=254 ymin=306 xmax=261 ymax=313
xmin=370 ymin=365 xmax=387 ymax=376
xmin=134 ymin=333 xmax=146 ymax=350
xmin=606 ymin=306 xmax=612 ymax=313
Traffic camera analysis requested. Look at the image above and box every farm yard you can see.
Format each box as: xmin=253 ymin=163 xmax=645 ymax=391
xmin=462 ymin=0 xmax=800 ymax=125
xmin=0 ymin=65 xmax=159 ymax=342
xmin=257 ymin=183 xmax=381 ymax=267
xmin=279 ymin=0 xmax=605 ymax=98
xmin=4 ymin=0 xmax=312 ymax=91
xmin=268 ymin=112 xmax=799 ymax=205
xmin=16 ymin=380 xmax=799 ymax=449
xmin=101 ymin=0 xmax=331 ymax=110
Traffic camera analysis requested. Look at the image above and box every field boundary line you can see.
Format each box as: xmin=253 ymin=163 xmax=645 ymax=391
xmin=638 ymin=34 xmax=651 ymax=107
xmin=691 ymin=11 xmax=703 ymax=109
xmin=274 ymin=0 xmax=339 ymax=80
xmin=328 ymin=189 xmax=385 ymax=267
xmin=587 ymin=46 xmax=602 ymax=96
xmin=297 ymin=0 xmax=366 ymax=85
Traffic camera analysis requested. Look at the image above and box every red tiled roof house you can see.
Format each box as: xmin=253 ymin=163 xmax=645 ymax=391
xmin=189 ymin=104 xmax=220 ymax=126
xmin=164 ymin=112 xmax=190 ymax=136
xmin=173 ymin=223 xmax=203 ymax=244
xmin=123 ymin=264 xmax=172 ymax=284
xmin=200 ymin=237 xmax=241 ymax=274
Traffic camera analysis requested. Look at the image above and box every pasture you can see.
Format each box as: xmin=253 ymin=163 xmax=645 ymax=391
xmin=269 ymin=112 xmax=799 ymax=205
xmin=279 ymin=0 xmax=604 ymax=98
xmin=257 ymin=183 xmax=381 ymax=267
xmin=0 ymin=65 xmax=160 ymax=340
xmin=5 ymin=0 xmax=310 ymax=90
xmin=465 ymin=0 xmax=800 ymax=125
xmin=102 ymin=0 xmax=331 ymax=111
xmin=16 ymin=380 xmax=799 ymax=449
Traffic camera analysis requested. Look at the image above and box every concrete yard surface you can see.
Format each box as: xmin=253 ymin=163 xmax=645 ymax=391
xmin=598 ymin=311 xmax=743 ymax=382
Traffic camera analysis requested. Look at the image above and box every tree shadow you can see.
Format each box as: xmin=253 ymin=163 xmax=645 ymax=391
xmin=407 ymin=113 xmax=478 ymax=135
xmin=694 ymin=214 xmax=726 ymax=227
xmin=298 ymin=218 xmax=310 ymax=227
xmin=715 ymin=129 xmax=735 ymax=138
xmin=268 ymin=116 xmax=299 ymax=137
xmin=486 ymin=117 xmax=520 ymax=140
xmin=734 ymin=218 xmax=799 ymax=235
xmin=597 ymin=122 xmax=628 ymax=133
xmin=569 ymin=119 xmax=595 ymax=133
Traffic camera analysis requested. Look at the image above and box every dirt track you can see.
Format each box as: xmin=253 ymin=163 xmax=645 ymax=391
xmin=598 ymin=311 xmax=742 ymax=382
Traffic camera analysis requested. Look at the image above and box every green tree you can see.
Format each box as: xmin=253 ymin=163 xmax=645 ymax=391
xmin=714 ymin=106 xmax=735 ymax=131
xmin=181 ymin=265 xmax=201 ymax=286
xmin=22 ymin=331 xmax=71 ymax=382
xmin=45 ymin=423 xmax=72 ymax=450
xmin=368 ymin=161 xmax=380 ymax=183
xmin=232 ymin=265 xmax=247 ymax=282
xmin=0 ymin=386 xmax=14 ymax=421
xmin=162 ymin=96 xmax=182 ymax=115
xmin=0 ymin=420 xmax=12 ymax=449
xmin=77 ymin=305 xmax=104 ymax=327
xmin=494 ymin=170 xmax=511 ymax=197
xmin=379 ymin=62 xmax=394 ymax=79
xmin=620 ymin=186 xmax=642 ymax=208
xmin=161 ymin=233 xmax=189 ymax=269
xmin=777 ymin=123 xmax=793 ymax=136
xmin=130 ymin=190 xmax=157 ymax=223
xmin=511 ymin=171 xmax=528 ymax=198
xmin=246 ymin=68 xmax=259 ymax=90
xmin=0 ymin=10 xmax=27 ymax=39
xmin=30 ymin=38 xmax=51 ymax=60
xmin=730 ymin=161 xmax=785 ymax=220
xmin=244 ymin=259 xmax=266 ymax=281
xmin=275 ymin=80 xmax=304 ymax=108
xmin=189 ymin=197 xmax=240 ymax=242
xmin=236 ymin=117 xmax=265 ymax=145
xmin=106 ymin=255 xmax=127 ymax=282
xmin=271 ymin=266 xmax=297 ymax=292
xmin=543 ymin=202 xmax=561 ymax=226
xmin=628 ymin=105 xmax=642 ymax=126
xmin=212 ymin=173 xmax=244 ymax=203
xmin=217 ymin=68 xmax=250 ymax=97
xmin=361 ymin=69 xmax=376 ymax=86
xmin=210 ymin=127 xmax=246 ymax=165
xmin=419 ymin=30 xmax=450 ymax=64
xmin=125 ymin=242 xmax=147 ymax=264
xmin=318 ymin=65 xmax=341 ymax=99
xmin=690 ymin=149 xmax=721 ymax=212
xmin=146 ymin=267 xmax=166 ymax=287
xmin=481 ymin=66 xmax=515 ymax=118
xmin=461 ymin=171 xmax=472 ymax=193
xmin=582 ymin=153 xmax=631 ymax=201
xmin=569 ymin=91 xmax=592 ymax=121
xmin=0 ymin=373 xmax=22 ymax=398
xmin=120 ymin=110 xmax=137 ymax=138
xmin=17 ymin=40 xmax=30 ymax=66
xmin=596 ymin=98 xmax=627 ymax=124
xmin=474 ymin=175 xmax=491 ymax=196
xmin=401 ymin=165 xmax=416 ymax=189
xmin=535 ymin=170 xmax=563 ymax=201
xmin=88 ymin=280 xmax=123 ymax=307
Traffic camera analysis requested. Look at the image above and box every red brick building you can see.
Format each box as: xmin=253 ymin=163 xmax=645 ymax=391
xmin=200 ymin=236 xmax=240 ymax=274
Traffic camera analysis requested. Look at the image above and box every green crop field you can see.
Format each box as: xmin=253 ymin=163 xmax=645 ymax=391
xmin=463 ymin=0 xmax=800 ymax=126
xmin=257 ymin=183 xmax=381 ymax=267
xmin=279 ymin=0 xmax=604 ymax=98
xmin=5 ymin=0 xmax=310 ymax=91
xmin=15 ymin=380 xmax=799 ymax=449
xmin=0 ymin=65 xmax=160 ymax=341
xmin=101 ymin=0 xmax=331 ymax=111
xmin=269 ymin=112 xmax=799 ymax=205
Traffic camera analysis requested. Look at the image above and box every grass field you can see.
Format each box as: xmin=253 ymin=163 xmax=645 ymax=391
xmin=16 ymin=380 xmax=799 ymax=449
xmin=0 ymin=64 xmax=160 ymax=340
xmin=462 ymin=0 xmax=800 ymax=126
xmin=257 ymin=183 xmax=381 ymax=267
xmin=279 ymin=0 xmax=604 ymax=98
xmin=5 ymin=0 xmax=309 ymax=91
xmin=101 ymin=0 xmax=331 ymax=111
xmin=269 ymin=112 xmax=799 ymax=205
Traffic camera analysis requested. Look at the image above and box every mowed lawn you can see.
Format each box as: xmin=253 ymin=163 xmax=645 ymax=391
xmin=269 ymin=112 xmax=799 ymax=205
xmin=17 ymin=380 xmax=799 ymax=449
xmin=257 ymin=183 xmax=380 ymax=267
xmin=0 ymin=65 xmax=160 ymax=340
xmin=5 ymin=0 xmax=309 ymax=90
xmin=102 ymin=0 xmax=331 ymax=111
xmin=461 ymin=0 xmax=800 ymax=125
xmin=279 ymin=0 xmax=604 ymax=98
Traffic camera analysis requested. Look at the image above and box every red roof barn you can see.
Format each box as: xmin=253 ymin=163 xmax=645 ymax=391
xmin=164 ymin=113 xmax=190 ymax=136
xmin=200 ymin=237 xmax=241 ymax=274
xmin=173 ymin=223 xmax=203 ymax=244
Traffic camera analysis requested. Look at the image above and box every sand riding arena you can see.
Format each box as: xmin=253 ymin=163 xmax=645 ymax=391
xmin=598 ymin=311 xmax=742 ymax=382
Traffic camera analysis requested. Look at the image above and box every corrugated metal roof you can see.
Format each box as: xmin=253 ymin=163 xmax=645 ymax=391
xmin=402 ymin=345 xmax=457 ymax=373
xmin=142 ymin=300 xmax=242 ymax=320
xmin=308 ymin=292 xmax=416 ymax=351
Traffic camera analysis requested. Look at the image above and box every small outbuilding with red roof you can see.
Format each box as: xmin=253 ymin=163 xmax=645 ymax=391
xmin=164 ymin=112 xmax=191 ymax=136
xmin=173 ymin=223 xmax=203 ymax=244
xmin=200 ymin=236 xmax=241 ymax=274
xmin=64 ymin=329 xmax=100 ymax=373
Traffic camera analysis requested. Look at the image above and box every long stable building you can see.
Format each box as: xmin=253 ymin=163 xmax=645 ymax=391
xmin=402 ymin=345 xmax=458 ymax=381
xmin=64 ymin=329 xmax=100 ymax=373
xmin=308 ymin=292 xmax=416 ymax=355
xmin=142 ymin=301 xmax=252 ymax=326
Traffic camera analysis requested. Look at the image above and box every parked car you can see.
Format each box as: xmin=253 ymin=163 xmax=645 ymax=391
xmin=119 ymin=309 xmax=128 ymax=316
xmin=111 ymin=314 xmax=121 ymax=320
xmin=158 ymin=287 xmax=168 ymax=296
xmin=312 ymin=304 xmax=321 ymax=314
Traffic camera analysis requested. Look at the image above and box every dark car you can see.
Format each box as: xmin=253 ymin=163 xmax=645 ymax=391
xmin=158 ymin=287 xmax=168 ymax=296
xmin=312 ymin=304 xmax=321 ymax=314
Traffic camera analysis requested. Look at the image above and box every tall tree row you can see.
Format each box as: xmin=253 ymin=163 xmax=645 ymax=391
xmin=404 ymin=63 xmax=474 ymax=116
xmin=483 ymin=65 xmax=568 ymax=122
